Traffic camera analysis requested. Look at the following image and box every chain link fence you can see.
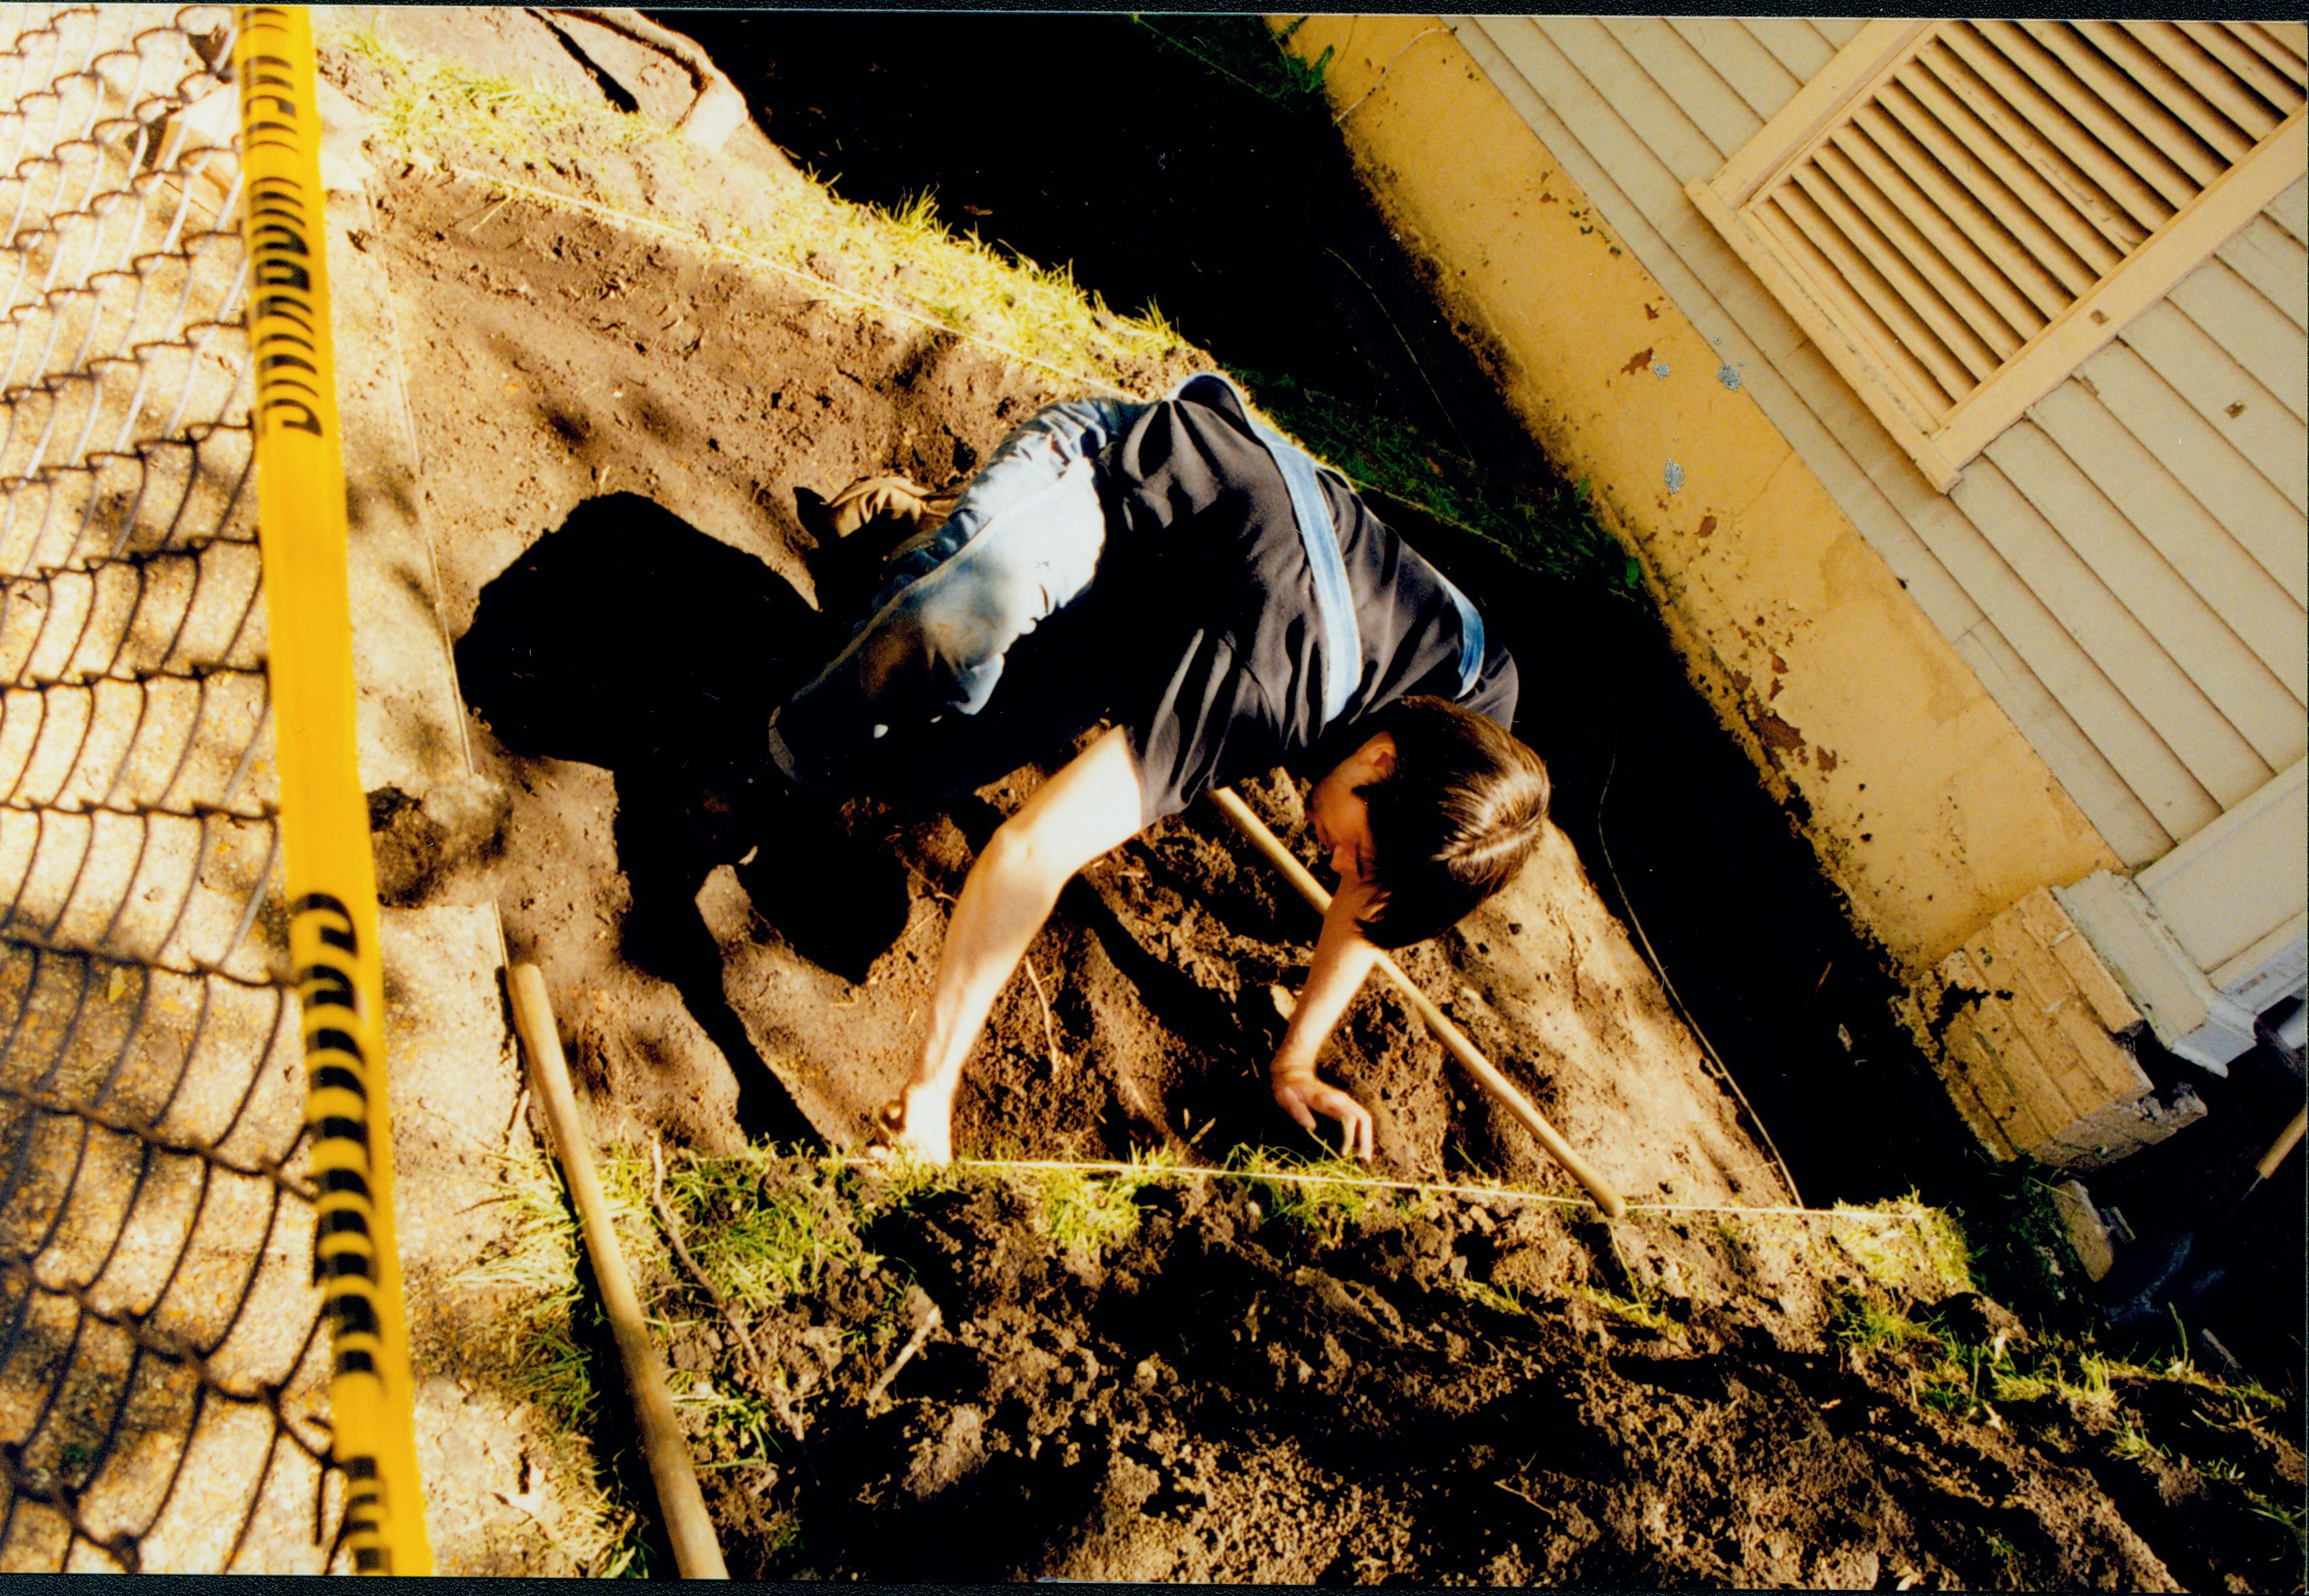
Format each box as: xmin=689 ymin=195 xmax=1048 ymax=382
xmin=0 ymin=4 xmax=349 ymax=1572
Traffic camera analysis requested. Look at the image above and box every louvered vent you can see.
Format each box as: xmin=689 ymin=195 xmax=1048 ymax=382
xmin=1690 ymin=20 xmax=2308 ymax=491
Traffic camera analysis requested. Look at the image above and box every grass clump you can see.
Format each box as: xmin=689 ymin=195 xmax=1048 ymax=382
xmin=660 ymin=1148 xmax=875 ymax=1311
xmin=844 ymin=1147 xmax=959 ymax=1222
xmin=1034 ymin=1168 xmax=1144 ymax=1258
xmin=1571 ymin=1285 xmax=1681 ymax=1339
xmin=1829 ymin=1294 xmax=1934 ymax=1354
xmin=725 ymin=189 xmax=1187 ymax=383
xmin=665 ymin=1362 xmax=790 ymax=1478
xmin=1454 ymin=1277 xmax=1531 ymax=1317
xmin=1826 ymin=1191 xmax=1973 ymax=1293
xmin=340 ymin=24 xmax=652 ymax=165
xmin=1031 ymin=1147 xmax=1180 ymax=1260
xmin=1229 ymin=1147 xmax=1396 ymax=1232
xmin=2245 ymin=1490 xmax=2305 ymax=1552
xmin=1830 ymin=1291 xmax=2016 ymax=1422
xmin=1951 ymin=1168 xmax=2090 ymax=1319
xmin=1132 ymin=16 xmax=1333 ymax=112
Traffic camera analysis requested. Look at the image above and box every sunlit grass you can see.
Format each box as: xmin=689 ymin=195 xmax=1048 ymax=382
xmin=660 ymin=1147 xmax=877 ymax=1311
xmin=330 ymin=20 xmax=1190 ymax=396
xmin=458 ymin=1137 xmax=652 ymax=1577
xmin=843 ymin=1145 xmax=959 ymax=1222
xmin=1827 ymin=1192 xmax=1973 ymax=1294
xmin=340 ymin=24 xmax=651 ymax=165
xmin=1828 ymin=1292 xmax=1932 ymax=1353
xmin=1453 ymin=1277 xmax=1529 ymax=1317
xmin=1571 ymin=1284 xmax=1681 ymax=1338
xmin=1228 ymin=1146 xmax=1400 ymax=1232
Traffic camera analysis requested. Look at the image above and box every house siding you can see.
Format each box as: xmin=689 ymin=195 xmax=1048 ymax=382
xmin=1273 ymin=15 xmax=2126 ymax=973
xmin=1455 ymin=15 xmax=2307 ymax=876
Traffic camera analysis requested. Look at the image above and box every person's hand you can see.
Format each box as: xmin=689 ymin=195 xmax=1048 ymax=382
xmin=867 ymin=1085 xmax=954 ymax=1166
xmin=1272 ymin=1070 xmax=1374 ymax=1162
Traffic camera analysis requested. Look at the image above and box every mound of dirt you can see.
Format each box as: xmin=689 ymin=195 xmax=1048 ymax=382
xmin=357 ymin=99 xmax=1775 ymax=1212
xmin=628 ymin=1155 xmax=2297 ymax=1589
xmin=320 ymin=15 xmax=2304 ymax=1588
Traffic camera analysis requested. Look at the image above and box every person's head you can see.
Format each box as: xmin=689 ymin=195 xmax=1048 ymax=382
xmin=1305 ymin=696 xmax=1550 ymax=950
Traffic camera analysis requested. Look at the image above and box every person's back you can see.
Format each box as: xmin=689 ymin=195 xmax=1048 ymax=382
xmin=771 ymin=375 xmax=1552 ymax=1162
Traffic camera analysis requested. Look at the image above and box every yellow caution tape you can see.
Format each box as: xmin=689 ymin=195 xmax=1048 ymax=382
xmin=234 ymin=7 xmax=432 ymax=1575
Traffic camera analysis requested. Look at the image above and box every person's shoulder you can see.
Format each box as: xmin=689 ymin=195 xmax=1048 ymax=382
xmin=1168 ymin=372 xmax=1251 ymax=420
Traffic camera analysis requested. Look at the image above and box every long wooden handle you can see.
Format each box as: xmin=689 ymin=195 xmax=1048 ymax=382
xmin=1209 ymin=788 xmax=1626 ymax=1219
xmin=2255 ymin=1106 xmax=2307 ymax=1182
xmin=507 ymin=964 xmax=729 ymax=1580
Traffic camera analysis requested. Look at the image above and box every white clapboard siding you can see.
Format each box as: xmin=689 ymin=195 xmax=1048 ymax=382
xmin=1453 ymin=14 xmax=2309 ymax=867
xmin=2270 ymin=174 xmax=2308 ymax=240
xmin=2031 ymin=384 xmax=2309 ymax=695
xmin=1664 ymin=16 xmax=1805 ymax=120
xmin=1740 ymin=18 xmax=1839 ymax=86
xmin=1920 ymin=483 xmax=2206 ymax=850
xmin=2167 ymin=261 xmax=2308 ymax=423
xmin=1599 ymin=16 xmax=1761 ymax=161
xmin=2076 ymin=340 xmax=2307 ymax=606
xmin=2215 ymin=206 xmax=2308 ymax=327
xmin=2121 ymin=302 xmax=2309 ymax=517
xmin=1956 ymin=625 xmax=2171 ymax=865
xmin=1960 ymin=447 xmax=2272 ymax=808
xmin=1984 ymin=423 xmax=2301 ymax=767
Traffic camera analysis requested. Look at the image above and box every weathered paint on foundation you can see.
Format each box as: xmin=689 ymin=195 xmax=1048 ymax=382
xmin=1279 ymin=15 xmax=2120 ymax=972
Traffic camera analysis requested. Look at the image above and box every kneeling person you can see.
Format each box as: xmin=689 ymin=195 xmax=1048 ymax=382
xmin=770 ymin=374 xmax=1550 ymax=1163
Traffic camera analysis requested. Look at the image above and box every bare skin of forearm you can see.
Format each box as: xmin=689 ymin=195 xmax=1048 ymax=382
xmin=894 ymin=727 xmax=1145 ymax=1162
xmin=1267 ymin=886 xmax=1382 ymax=1159
xmin=908 ymin=840 xmax=1069 ymax=1105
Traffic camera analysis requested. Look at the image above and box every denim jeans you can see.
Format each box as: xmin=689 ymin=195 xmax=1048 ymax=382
xmin=769 ymin=396 xmax=1147 ymax=799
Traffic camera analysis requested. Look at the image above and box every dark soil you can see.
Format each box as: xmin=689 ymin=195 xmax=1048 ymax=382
xmin=676 ymin=4 xmax=2305 ymax=1406
xmin=364 ymin=143 xmax=1774 ymax=1211
xmin=639 ymin=1156 xmax=2301 ymax=1589
xmin=330 ymin=14 xmax=2306 ymax=1588
xmin=658 ymin=7 xmax=1988 ymax=1213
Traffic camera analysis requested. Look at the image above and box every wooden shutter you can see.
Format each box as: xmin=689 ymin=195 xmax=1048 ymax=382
xmin=1688 ymin=20 xmax=2308 ymax=490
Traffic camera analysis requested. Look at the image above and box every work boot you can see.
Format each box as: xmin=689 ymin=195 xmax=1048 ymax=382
xmin=797 ymin=475 xmax=961 ymax=623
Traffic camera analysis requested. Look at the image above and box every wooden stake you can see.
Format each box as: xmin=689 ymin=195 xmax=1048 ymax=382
xmin=507 ymin=964 xmax=729 ymax=1580
xmin=1209 ymin=788 xmax=1627 ymax=1219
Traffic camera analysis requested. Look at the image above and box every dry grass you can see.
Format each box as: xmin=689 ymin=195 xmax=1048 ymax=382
xmin=329 ymin=20 xmax=1189 ymax=395
xmin=457 ymin=1137 xmax=654 ymax=1577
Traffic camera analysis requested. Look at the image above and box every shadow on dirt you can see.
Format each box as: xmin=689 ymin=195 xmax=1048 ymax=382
xmin=454 ymin=492 xmax=911 ymax=1145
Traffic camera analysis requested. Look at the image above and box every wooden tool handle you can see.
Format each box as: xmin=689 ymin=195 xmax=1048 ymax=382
xmin=1209 ymin=788 xmax=1626 ymax=1219
xmin=508 ymin=964 xmax=729 ymax=1580
xmin=2255 ymin=1106 xmax=2306 ymax=1182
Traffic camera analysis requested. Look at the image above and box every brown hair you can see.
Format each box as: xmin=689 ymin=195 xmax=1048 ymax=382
xmin=1352 ymin=696 xmax=1550 ymax=950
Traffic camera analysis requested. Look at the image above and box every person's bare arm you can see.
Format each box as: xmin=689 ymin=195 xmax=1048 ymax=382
xmin=1267 ymin=883 xmax=1382 ymax=1160
xmin=893 ymin=726 xmax=1145 ymax=1162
